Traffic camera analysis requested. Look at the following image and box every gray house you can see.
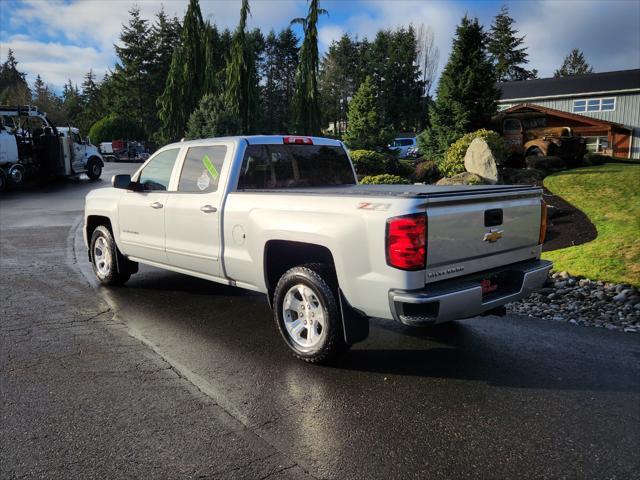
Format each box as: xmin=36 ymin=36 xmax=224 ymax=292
xmin=498 ymin=69 xmax=640 ymax=158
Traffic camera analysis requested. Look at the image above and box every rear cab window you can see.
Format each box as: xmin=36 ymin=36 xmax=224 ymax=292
xmin=238 ymin=143 xmax=356 ymax=190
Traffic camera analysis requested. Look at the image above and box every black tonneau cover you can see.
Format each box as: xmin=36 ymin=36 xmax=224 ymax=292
xmin=238 ymin=184 xmax=540 ymax=199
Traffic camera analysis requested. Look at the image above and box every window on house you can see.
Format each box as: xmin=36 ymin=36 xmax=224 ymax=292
xmin=573 ymin=98 xmax=615 ymax=113
xmin=584 ymin=136 xmax=609 ymax=153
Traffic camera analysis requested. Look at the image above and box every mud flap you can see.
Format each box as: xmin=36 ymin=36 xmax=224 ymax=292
xmin=339 ymin=289 xmax=369 ymax=345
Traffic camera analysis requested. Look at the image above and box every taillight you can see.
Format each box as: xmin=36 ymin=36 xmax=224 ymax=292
xmin=386 ymin=213 xmax=426 ymax=270
xmin=539 ymin=199 xmax=548 ymax=244
xmin=283 ymin=136 xmax=313 ymax=145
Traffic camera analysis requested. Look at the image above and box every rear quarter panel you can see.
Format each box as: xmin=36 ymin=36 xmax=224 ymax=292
xmin=222 ymin=192 xmax=426 ymax=319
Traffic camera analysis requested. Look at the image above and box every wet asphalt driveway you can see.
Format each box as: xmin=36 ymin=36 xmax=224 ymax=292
xmin=2 ymin=163 xmax=639 ymax=479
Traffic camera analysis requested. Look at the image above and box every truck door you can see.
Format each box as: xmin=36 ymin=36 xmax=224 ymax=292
xmin=164 ymin=144 xmax=228 ymax=277
xmin=70 ymin=131 xmax=86 ymax=172
xmin=118 ymin=148 xmax=181 ymax=264
xmin=503 ymin=118 xmax=523 ymax=153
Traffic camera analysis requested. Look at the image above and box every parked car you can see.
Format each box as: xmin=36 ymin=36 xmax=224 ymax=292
xmin=84 ymin=135 xmax=551 ymax=363
xmin=389 ymin=137 xmax=417 ymax=158
xmin=0 ymin=105 xmax=103 ymax=192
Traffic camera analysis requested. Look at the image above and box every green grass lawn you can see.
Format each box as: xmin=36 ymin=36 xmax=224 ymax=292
xmin=542 ymin=163 xmax=640 ymax=286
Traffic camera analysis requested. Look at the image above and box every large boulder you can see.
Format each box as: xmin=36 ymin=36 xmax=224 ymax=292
xmin=436 ymin=172 xmax=487 ymax=186
xmin=525 ymin=155 xmax=566 ymax=172
xmin=463 ymin=137 xmax=499 ymax=184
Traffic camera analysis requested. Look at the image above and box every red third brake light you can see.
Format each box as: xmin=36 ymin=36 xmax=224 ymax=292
xmin=283 ymin=136 xmax=313 ymax=145
xmin=386 ymin=213 xmax=426 ymax=270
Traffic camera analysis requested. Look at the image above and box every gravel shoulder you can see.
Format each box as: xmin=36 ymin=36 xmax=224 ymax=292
xmin=0 ymin=220 xmax=311 ymax=479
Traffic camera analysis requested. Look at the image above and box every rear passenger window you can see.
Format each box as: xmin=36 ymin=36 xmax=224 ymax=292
xmin=178 ymin=145 xmax=227 ymax=193
xmin=138 ymin=149 xmax=179 ymax=191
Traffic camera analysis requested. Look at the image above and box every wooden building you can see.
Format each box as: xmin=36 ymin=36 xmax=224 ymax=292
xmin=498 ymin=69 xmax=640 ymax=158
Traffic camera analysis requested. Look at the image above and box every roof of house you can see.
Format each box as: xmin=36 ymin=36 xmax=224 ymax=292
xmin=498 ymin=69 xmax=640 ymax=101
xmin=498 ymin=103 xmax=628 ymax=130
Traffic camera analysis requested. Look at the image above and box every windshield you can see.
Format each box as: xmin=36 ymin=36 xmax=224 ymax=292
xmin=238 ymin=144 xmax=356 ymax=189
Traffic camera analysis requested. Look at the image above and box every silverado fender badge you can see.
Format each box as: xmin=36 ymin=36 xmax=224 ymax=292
xmin=483 ymin=229 xmax=503 ymax=243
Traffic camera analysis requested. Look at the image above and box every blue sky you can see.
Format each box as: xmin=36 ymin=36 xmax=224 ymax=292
xmin=1 ymin=0 xmax=639 ymax=90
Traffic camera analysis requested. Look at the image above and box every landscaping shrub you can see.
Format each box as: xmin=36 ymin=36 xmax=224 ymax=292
xmin=413 ymin=160 xmax=440 ymax=183
xmin=359 ymin=174 xmax=410 ymax=185
xmin=88 ymin=114 xmax=145 ymax=145
xmin=439 ymin=129 xmax=508 ymax=178
xmin=350 ymin=150 xmax=387 ymax=175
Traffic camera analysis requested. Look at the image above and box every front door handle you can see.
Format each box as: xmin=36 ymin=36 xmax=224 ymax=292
xmin=200 ymin=205 xmax=217 ymax=213
xmin=150 ymin=202 xmax=163 ymax=209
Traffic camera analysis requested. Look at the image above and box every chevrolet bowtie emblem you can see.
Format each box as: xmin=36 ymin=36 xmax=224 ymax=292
xmin=483 ymin=229 xmax=503 ymax=243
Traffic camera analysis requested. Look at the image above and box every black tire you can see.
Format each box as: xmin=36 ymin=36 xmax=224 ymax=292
xmin=273 ymin=263 xmax=349 ymax=364
xmin=0 ymin=169 xmax=6 ymax=193
xmin=87 ymin=158 xmax=102 ymax=180
xmin=90 ymin=225 xmax=131 ymax=286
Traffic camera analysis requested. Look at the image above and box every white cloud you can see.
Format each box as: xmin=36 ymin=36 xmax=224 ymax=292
xmin=318 ymin=25 xmax=344 ymax=50
xmin=1 ymin=35 xmax=113 ymax=87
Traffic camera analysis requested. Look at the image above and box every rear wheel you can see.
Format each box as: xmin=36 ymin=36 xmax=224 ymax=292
xmin=273 ymin=264 xmax=349 ymax=364
xmin=90 ymin=225 xmax=131 ymax=285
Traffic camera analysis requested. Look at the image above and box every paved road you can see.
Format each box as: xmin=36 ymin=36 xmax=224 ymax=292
xmin=2 ymin=165 xmax=639 ymax=479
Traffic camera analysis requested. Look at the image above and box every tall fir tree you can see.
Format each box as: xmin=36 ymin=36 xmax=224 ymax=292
xmin=148 ymin=9 xmax=182 ymax=136
xmin=62 ymin=80 xmax=83 ymax=126
xmin=418 ymin=16 xmax=499 ymax=160
xmin=366 ymin=27 xmax=424 ymax=132
xmin=488 ymin=5 xmax=537 ymax=81
xmin=113 ymin=7 xmax=154 ymax=134
xmin=292 ymin=0 xmax=327 ymax=135
xmin=319 ymin=34 xmax=360 ymax=136
xmin=0 ymin=49 xmax=31 ymax=104
xmin=158 ymin=0 xmax=206 ymax=142
xmin=262 ymin=28 xmax=299 ymax=133
xmin=343 ymin=76 xmax=393 ymax=150
xmin=554 ymin=48 xmax=594 ymax=77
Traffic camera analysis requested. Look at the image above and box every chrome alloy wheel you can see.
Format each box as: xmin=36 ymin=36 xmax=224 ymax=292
xmin=93 ymin=236 xmax=112 ymax=278
xmin=282 ymin=284 xmax=326 ymax=350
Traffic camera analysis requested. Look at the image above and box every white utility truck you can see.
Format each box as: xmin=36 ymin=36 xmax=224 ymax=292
xmin=84 ymin=135 xmax=551 ymax=363
xmin=0 ymin=105 xmax=104 ymax=192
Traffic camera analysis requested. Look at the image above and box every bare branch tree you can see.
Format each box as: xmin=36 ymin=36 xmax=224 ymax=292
xmin=416 ymin=23 xmax=439 ymax=96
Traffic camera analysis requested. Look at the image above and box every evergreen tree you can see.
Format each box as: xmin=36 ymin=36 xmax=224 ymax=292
xmin=78 ymin=69 xmax=105 ymax=134
xmin=112 ymin=7 xmax=154 ymax=134
xmin=203 ymin=22 xmax=225 ymax=96
xmin=31 ymin=75 xmax=65 ymax=124
xmin=0 ymin=49 xmax=31 ymax=104
xmin=366 ymin=27 xmax=424 ymax=132
xmin=148 ymin=9 xmax=182 ymax=136
xmin=262 ymin=28 xmax=299 ymax=133
xmin=62 ymin=79 xmax=83 ymax=126
xmin=186 ymin=93 xmax=241 ymax=139
xmin=418 ymin=16 xmax=499 ymax=160
xmin=292 ymin=0 xmax=327 ymax=135
xmin=488 ymin=5 xmax=537 ymax=81
xmin=158 ymin=0 xmax=206 ymax=142
xmin=343 ymin=76 xmax=393 ymax=150
xmin=554 ymin=48 xmax=594 ymax=77
xmin=319 ymin=34 xmax=360 ymax=136
xmin=225 ymin=0 xmax=260 ymax=134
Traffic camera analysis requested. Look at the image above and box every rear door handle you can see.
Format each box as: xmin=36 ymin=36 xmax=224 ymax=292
xmin=150 ymin=202 xmax=163 ymax=209
xmin=200 ymin=205 xmax=217 ymax=213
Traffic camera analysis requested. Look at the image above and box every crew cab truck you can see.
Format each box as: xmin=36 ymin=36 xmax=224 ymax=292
xmin=0 ymin=105 xmax=103 ymax=192
xmin=84 ymin=135 xmax=551 ymax=364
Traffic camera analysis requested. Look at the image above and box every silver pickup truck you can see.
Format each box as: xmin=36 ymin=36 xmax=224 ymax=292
xmin=84 ymin=135 xmax=552 ymax=363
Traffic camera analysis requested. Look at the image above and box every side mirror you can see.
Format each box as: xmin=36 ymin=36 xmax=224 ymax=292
xmin=112 ymin=174 xmax=134 ymax=190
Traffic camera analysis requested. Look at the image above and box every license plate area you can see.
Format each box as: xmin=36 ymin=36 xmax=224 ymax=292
xmin=481 ymin=270 xmax=524 ymax=302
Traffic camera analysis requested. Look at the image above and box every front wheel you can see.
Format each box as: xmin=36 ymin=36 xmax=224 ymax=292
xmin=273 ymin=264 xmax=349 ymax=364
xmin=86 ymin=158 xmax=102 ymax=180
xmin=90 ymin=225 xmax=130 ymax=285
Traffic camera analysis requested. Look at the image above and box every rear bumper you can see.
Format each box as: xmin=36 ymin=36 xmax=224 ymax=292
xmin=389 ymin=259 xmax=552 ymax=326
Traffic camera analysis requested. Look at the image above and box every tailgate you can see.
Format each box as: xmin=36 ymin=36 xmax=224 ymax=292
xmin=425 ymin=188 xmax=543 ymax=282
